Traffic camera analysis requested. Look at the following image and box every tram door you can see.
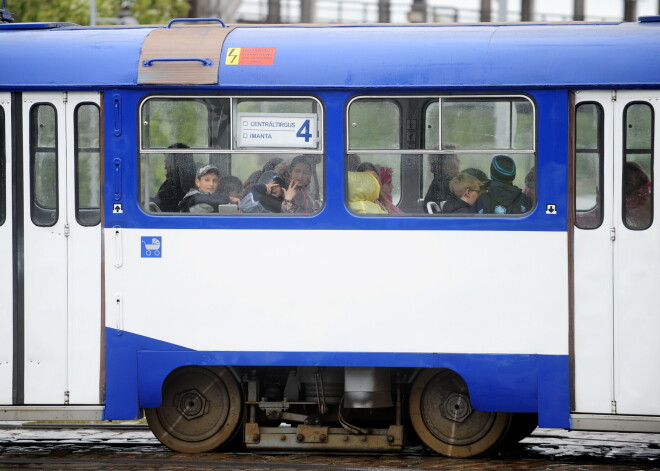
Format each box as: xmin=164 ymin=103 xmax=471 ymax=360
xmin=21 ymin=92 xmax=101 ymax=405
xmin=0 ymin=94 xmax=11 ymax=404
xmin=574 ymin=90 xmax=660 ymax=416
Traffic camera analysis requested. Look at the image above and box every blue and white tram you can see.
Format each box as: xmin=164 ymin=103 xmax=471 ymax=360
xmin=1 ymin=15 xmax=660 ymax=457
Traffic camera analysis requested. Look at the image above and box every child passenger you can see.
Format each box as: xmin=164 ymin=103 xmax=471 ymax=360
xmin=178 ymin=165 xmax=240 ymax=213
xmin=238 ymin=171 xmax=287 ymax=213
xmin=441 ymin=173 xmax=481 ymax=214
xmin=282 ymin=155 xmax=319 ymax=214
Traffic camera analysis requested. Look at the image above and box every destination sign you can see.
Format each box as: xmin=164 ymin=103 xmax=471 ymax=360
xmin=237 ymin=113 xmax=318 ymax=148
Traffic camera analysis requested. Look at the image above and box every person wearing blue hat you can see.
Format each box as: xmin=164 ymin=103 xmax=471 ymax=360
xmin=479 ymin=155 xmax=533 ymax=215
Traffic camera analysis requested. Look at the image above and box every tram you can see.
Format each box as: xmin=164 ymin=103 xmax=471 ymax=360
xmin=1 ymin=13 xmax=660 ymax=457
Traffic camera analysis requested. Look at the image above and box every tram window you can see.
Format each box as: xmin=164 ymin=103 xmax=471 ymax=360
xmin=141 ymin=98 xmax=229 ymax=150
xmin=347 ymin=96 xmax=536 ymax=216
xmin=30 ymin=104 xmax=58 ymax=227
xmin=623 ymin=103 xmax=653 ymax=230
xmin=0 ymin=107 xmax=4 ymax=226
xmin=75 ymin=104 xmax=101 ymax=226
xmin=139 ymin=96 xmax=324 ymax=215
xmin=575 ymin=103 xmax=604 ymax=230
xmin=348 ymin=101 xmax=400 ymax=150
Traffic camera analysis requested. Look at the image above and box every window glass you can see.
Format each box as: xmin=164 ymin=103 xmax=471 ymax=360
xmin=0 ymin=106 xmax=4 ymax=226
xmin=441 ymin=98 xmax=534 ymax=151
xmin=31 ymin=104 xmax=58 ymax=226
xmin=141 ymin=98 xmax=227 ymax=150
xmin=347 ymin=96 xmax=536 ymax=217
xmin=575 ymin=103 xmax=603 ymax=229
xmin=140 ymin=96 xmax=324 ymax=216
xmin=623 ymin=103 xmax=653 ymax=230
xmin=348 ymin=100 xmax=400 ymax=150
xmin=76 ymin=104 xmax=101 ymax=226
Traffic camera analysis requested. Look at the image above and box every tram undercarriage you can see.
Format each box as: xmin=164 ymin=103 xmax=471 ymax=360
xmin=144 ymin=365 xmax=537 ymax=457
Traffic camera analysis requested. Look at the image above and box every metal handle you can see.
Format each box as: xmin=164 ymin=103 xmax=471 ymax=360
xmin=142 ymin=58 xmax=213 ymax=67
xmin=167 ymin=18 xmax=226 ymax=28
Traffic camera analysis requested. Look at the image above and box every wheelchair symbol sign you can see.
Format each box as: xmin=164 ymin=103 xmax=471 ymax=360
xmin=141 ymin=236 xmax=162 ymax=258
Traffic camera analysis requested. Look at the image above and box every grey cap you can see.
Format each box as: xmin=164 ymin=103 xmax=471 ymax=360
xmin=196 ymin=164 xmax=220 ymax=179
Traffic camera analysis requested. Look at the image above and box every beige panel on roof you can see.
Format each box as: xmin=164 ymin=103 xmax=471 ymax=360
xmin=138 ymin=25 xmax=233 ymax=85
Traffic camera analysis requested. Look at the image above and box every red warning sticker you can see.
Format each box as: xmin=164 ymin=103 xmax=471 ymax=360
xmin=225 ymin=48 xmax=276 ymax=65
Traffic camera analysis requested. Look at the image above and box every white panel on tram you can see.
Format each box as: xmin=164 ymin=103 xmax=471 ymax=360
xmin=22 ymin=92 xmax=102 ymax=405
xmin=613 ymin=92 xmax=660 ymax=416
xmin=0 ymin=94 xmax=12 ymax=405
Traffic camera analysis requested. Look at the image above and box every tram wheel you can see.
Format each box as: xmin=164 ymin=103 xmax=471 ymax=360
xmin=408 ymin=369 xmax=512 ymax=458
xmin=145 ymin=366 xmax=242 ymax=453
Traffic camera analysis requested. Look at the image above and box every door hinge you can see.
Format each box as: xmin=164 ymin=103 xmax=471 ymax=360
xmin=611 ymin=400 xmax=617 ymax=413
xmin=64 ymin=390 xmax=70 ymax=404
xmin=64 ymin=223 xmax=70 ymax=237
xmin=611 ymin=90 xmax=617 ymax=102
xmin=63 ymin=92 xmax=68 ymax=103
xmin=610 ymin=226 xmax=616 ymax=241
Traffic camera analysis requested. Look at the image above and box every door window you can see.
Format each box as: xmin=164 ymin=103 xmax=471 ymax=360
xmin=575 ymin=102 xmax=604 ymax=229
xmin=623 ymin=103 xmax=653 ymax=230
xmin=30 ymin=104 xmax=58 ymax=227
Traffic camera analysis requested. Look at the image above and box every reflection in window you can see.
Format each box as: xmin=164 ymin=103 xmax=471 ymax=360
xmin=623 ymin=103 xmax=653 ymax=230
xmin=75 ymin=104 xmax=101 ymax=226
xmin=30 ymin=104 xmax=58 ymax=227
xmin=139 ymin=97 xmax=324 ymax=216
xmin=347 ymin=96 xmax=536 ymax=216
xmin=575 ymin=103 xmax=603 ymax=229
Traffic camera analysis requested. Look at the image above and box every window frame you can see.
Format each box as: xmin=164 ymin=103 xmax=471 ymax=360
xmin=574 ymin=101 xmax=605 ymax=230
xmin=138 ymin=95 xmax=325 ymax=216
xmin=74 ymin=102 xmax=101 ymax=227
xmin=622 ymin=101 xmax=654 ymax=231
xmin=345 ymin=94 xmax=537 ymax=217
xmin=30 ymin=103 xmax=59 ymax=227
xmin=0 ymin=105 xmax=4 ymax=226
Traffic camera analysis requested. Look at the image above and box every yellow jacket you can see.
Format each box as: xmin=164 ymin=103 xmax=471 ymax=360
xmin=347 ymin=172 xmax=387 ymax=214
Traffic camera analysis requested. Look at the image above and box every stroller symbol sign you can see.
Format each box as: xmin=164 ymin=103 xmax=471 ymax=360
xmin=141 ymin=237 xmax=162 ymax=258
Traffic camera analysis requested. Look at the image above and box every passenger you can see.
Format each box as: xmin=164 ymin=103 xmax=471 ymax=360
xmin=238 ymin=170 xmax=287 ymax=213
xmin=479 ymin=155 xmax=533 ymax=215
xmin=624 ymin=161 xmax=652 ymax=228
xmin=150 ymin=143 xmax=196 ymax=212
xmin=523 ymin=166 xmax=536 ymax=202
xmin=378 ymin=166 xmax=404 ymax=214
xmin=218 ymin=175 xmax=243 ymax=200
xmin=347 ymin=171 xmax=387 ymax=214
xmin=357 ymin=162 xmax=388 ymax=212
xmin=282 ymin=155 xmax=319 ymax=214
xmin=441 ymin=173 xmax=481 ymax=214
xmin=423 ymin=153 xmax=461 ymax=208
xmin=241 ymin=157 xmax=284 ymax=198
xmin=179 ymin=165 xmax=241 ymax=213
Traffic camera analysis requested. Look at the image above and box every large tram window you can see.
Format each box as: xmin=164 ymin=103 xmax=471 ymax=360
xmin=575 ymin=103 xmax=604 ymax=230
xmin=75 ymin=104 xmax=101 ymax=226
xmin=140 ymin=96 xmax=324 ymax=215
xmin=623 ymin=102 xmax=653 ymax=230
xmin=347 ymin=95 xmax=536 ymax=216
xmin=0 ymin=107 xmax=4 ymax=226
xmin=30 ymin=104 xmax=58 ymax=227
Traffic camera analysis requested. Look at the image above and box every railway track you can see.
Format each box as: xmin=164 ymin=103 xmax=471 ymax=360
xmin=0 ymin=424 xmax=657 ymax=470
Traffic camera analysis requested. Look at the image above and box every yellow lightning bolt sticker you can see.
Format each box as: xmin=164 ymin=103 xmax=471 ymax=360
xmin=226 ymin=48 xmax=241 ymax=65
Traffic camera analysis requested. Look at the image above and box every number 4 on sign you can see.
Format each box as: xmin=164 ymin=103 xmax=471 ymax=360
xmin=296 ymin=119 xmax=313 ymax=142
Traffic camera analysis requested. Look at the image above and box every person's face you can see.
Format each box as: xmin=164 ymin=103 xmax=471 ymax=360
xmin=196 ymin=173 xmax=219 ymax=193
xmin=464 ymin=187 xmax=480 ymax=205
xmin=270 ymin=184 xmax=283 ymax=197
xmin=291 ymin=163 xmax=312 ymax=188
xmin=381 ymin=180 xmax=393 ymax=195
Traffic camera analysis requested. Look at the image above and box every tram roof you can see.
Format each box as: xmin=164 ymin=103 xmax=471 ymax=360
xmin=2 ymin=21 xmax=660 ymax=90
